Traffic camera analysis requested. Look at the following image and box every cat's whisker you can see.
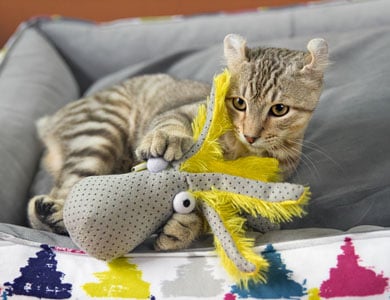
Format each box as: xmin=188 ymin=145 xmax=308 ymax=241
xmin=298 ymin=150 xmax=322 ymax=179
xmin=289 ymin=139 xmax=343 ymax=172
xmin=291 ymin=149 xmax=314 ymax=175
xmin=301 ymin=140 xmax=343 ymax=172
xmin=280 ymin=142 xmax=321 ymax=180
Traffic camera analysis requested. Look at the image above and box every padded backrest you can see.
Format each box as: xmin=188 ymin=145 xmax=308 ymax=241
xmin=0 ymin=28 xmax=79 ymax=225
xmin=36 ymin=0 xmax=390 ymax=91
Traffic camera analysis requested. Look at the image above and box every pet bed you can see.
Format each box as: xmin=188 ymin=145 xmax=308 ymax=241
xmin=0 ymin=0 xmax=389 ymax=299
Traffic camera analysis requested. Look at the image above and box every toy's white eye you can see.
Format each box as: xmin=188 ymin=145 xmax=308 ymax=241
xmin=173 ymin=191 xmax=196 ymax=214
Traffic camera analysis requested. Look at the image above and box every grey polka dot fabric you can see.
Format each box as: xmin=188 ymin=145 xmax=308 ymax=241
xmin=64 ymin=168 xmax=306 ymax=261
xmin=63 ymin=170 xmax=188 ymax=260
xmin=246 ymin=214 xmax=280 ymax=233
xmin=187 ymin=173 xmax=305 ymax=202
xmin=200 ymin=202 xmax=256 ymax=274
xmin=178 ymin=84 xmax=216 ymax=164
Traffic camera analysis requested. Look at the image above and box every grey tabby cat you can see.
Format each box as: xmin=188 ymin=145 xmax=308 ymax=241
xmin=28 ymin=34 xmax=328 ymax=251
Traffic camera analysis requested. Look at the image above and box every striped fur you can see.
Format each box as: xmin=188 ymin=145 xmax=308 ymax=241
xmin=28 ymin=34 xmax=327 ymax=251
xmin=223 ymin=34 xmax=328 ymax=179
xmin=28 ymin=75 xmax=210 ymax=236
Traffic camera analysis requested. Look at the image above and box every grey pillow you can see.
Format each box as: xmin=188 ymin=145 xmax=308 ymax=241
xmin=286 ymin=28 xmax=390 ymax=229
xmin=0 ymin=28 xmax=79 ymax=226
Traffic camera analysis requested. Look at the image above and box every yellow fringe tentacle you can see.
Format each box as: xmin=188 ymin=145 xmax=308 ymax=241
xmin=181 ymin=69 xmax=281 ymax=183
xmin=192 ymin=187 xmax=310 ymax=286
xmin=193 ymin=190 xmax=269 ymax=286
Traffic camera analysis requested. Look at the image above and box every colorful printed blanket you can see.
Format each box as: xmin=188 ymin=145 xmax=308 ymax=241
xmin=0 ymin=229 xmax=389 ymax=299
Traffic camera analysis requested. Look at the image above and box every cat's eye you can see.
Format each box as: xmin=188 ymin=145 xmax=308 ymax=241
xmin=232 ymin=98 xmax=247 ymax=111
xmin=270 ymin=104 xmax=289 ymax=117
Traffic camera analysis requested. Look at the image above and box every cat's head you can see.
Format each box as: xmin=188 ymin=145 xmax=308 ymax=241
xmin=223 ymin=34 xmax=328 ymax=177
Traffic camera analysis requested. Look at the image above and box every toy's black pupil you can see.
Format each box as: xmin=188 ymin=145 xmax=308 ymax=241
xmin=183 ymin=199 xmax=191 ymax=208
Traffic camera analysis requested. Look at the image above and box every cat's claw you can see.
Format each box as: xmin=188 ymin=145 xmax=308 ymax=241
xmin=136 ymin=130 xmax=194 ymax=162
xmin=28 ymin=195 xmax=68 ymax=235
xmin=154 ymin=212 xmax=203 ymax=251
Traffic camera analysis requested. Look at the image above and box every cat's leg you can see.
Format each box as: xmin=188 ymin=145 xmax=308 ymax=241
xmin=28 ymin=171 xmax=86 ymax=234
xmin=136 ymin=103 xmax=200 ymax=163
xmin=28 ymin=133 xmax=69 ymax=234
xmin=28 ymin=194 xmax=67 ymax=234
xmin=136 ymin=102 xmax=207 ymax=250
xmin=154 ymin=211 xmax=205 ymax=251
xmin=28 ymin=135 xmax=126 ymax=234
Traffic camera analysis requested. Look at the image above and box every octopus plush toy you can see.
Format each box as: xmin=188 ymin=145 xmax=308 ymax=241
xmin=64 ymin=70 xmax=310 ymax=286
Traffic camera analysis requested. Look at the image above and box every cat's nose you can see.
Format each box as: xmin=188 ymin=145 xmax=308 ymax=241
xmin=244 ymin=135 xmax=258 ymax=144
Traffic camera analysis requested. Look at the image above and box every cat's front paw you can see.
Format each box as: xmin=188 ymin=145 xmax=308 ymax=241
xmin=154 ymin=212 xmax=203 ymax=251
xmin=136 ymin=130 xmax=194 ymax=162
xmin=28 ymin=195 xmax=68 ymax=235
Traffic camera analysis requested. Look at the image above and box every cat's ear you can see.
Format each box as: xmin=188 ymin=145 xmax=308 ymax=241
xmin=302 ymin=38 xmax=328 ymax=73
xmin=224 ymin=34 xmax=247 ymax=70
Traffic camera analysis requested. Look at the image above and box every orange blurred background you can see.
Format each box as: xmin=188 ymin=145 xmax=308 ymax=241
xmin=0 ymin=0 xmax=316 ymax=47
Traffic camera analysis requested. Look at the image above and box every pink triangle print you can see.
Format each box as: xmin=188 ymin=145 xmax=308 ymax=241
xmin=320 ymin=237 xmax=388 ymax=298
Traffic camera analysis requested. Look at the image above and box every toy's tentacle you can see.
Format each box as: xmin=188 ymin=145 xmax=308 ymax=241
xmin=201 ymin=202 xmax=257 ymax=273
xmin=186 ymin=173 xmax=306 ymax=203
xmin=178 ymin=70 xmax=281 ymax=183
xmin=178 ymin=70 xmax=232 ymax=169
xmin=192 ymin=188 xmax=309 ymax=225
xmin=245 ymin=214 xmax=280 ymax=232
xmin=200 ymin=201 xmax=270 ymax=286
xmin=185 ymin=167 xmax=309 ymax=284
xmin=179 ymin=82 xmax=217 ymax=164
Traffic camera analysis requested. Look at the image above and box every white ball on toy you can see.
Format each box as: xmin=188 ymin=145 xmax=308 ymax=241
xmin=147 ymin=157 xmax=169 ymax=173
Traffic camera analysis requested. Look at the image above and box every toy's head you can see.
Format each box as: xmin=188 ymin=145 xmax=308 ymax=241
xmin=64 ymin=70 xmax=310 ymax=286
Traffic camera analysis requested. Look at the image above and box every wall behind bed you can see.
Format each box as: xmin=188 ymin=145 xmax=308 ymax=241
xmin=0 ymin=0 xmax=318 ymax=47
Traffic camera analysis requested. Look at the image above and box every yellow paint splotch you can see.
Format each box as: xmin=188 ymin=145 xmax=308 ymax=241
xmin=83 ymin=257 xmax=150 ymax=299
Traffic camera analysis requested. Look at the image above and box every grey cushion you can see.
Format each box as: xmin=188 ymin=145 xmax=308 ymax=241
xmin=37 ymin=0 xmax=390 ymax=92
xmin=286 ymin=27 xmax=390 ymax=229
xmin=0 ymin=0 xmax=389 ymax=236
xmin=0 ymin=28 xmax=78 ymax=226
